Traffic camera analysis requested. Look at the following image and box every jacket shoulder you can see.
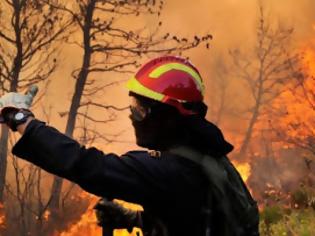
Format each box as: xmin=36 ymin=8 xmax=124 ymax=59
xmin=124 ymin=150 xmax=148 ymax=157
xmin=124 ymin=150 xmax=164 ymax=159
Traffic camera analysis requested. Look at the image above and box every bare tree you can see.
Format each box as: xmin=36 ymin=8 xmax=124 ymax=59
xmin=0 ymin=0 xmax=73 ymax=201
xmin=2 ymin=102 xmax=93 ymax=236
xmin=3 ymin=105 xmax=51 ymax=236
xmin=229 ymin=3 xmax=298 ymax=159
xmin=46 ymin=0 xmax=212 ymax=221
xmin=207 ymin=55 xmax=232 ymax=125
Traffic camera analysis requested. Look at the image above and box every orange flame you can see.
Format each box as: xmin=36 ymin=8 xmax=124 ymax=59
xmin=59 ymin=204 xmax=101 ymax=236
xmin=270 ymin=38 xmax=315 ymax=152
xmin=234 ymin=162 xmax=251 ymax=182
xmin=0 ymin=203 xmax=5 ymax=230
xmin=303 ymin=44 xmax=315 ymax=75
xmin=43 ymin=210 xmax=51 ymax=222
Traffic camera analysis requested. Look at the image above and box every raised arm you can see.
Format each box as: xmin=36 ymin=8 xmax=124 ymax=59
xmin=12 ymin=119 xmax=169 ymax=205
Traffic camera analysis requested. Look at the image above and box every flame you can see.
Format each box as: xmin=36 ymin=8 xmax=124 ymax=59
xmin=59 ymin=204 xmax=101 ymax=236
xmin=234 ymin=162 xmax=251 ymax=182
xmin=303 ymin=44 xmax=315 ymax=75
xmin=0 ymin=203 xmax=5 ymax=230
xmin=43 ymin=210 xmax=51 ymax=222
xmin=269 ymin=39 xmax=315 ymax=153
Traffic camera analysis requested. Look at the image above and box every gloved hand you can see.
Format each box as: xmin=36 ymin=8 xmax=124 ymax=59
xmin=94 ymin=198 xmax=142 ymax=233
xmin=0 ymin=85 xmax=38 ymax=131
xmin=0 ymin=85 xmax=38 ymax=109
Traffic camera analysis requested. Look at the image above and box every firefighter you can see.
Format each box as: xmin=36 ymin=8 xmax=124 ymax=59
xmin=0 ymin=56 xmax=259 ymax=235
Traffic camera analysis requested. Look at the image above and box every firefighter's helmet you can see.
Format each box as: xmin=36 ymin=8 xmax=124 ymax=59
xmin=127 ymin=56 xmax=205 ymax=115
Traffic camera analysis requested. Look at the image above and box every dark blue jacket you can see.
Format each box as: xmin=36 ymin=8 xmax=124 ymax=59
xmin=12 ymin=120 xmax=209 ymax=235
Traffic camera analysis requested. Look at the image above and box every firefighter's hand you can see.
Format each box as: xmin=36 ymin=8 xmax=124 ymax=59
xmin=0 ymin=85 xmax=38 ymax=110
xmin=94 ymin=198 xmax=142 ymax=233
xmin=0 ymin=86 xmax=37 ymax=131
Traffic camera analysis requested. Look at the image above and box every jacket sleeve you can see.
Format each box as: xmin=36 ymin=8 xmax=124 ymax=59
xmin=12 ymin=119 xmax=169 ymax=204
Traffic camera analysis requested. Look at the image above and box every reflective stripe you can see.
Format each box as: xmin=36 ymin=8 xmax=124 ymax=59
xmin=126 ymin=77 xmax=164 ymax=101
xmin=149 ymin=62 xmax=204 ymax=93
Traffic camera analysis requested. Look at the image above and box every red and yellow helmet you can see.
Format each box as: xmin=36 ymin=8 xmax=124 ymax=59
xmin=127 ymin=56 xmax=205 ymax=115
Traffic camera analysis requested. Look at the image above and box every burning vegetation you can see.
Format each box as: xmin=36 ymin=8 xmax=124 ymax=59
xmin=0 ymin=0 xmax=314 ymax=235
xmin=250 ymin=38 xmax=315 ymax=235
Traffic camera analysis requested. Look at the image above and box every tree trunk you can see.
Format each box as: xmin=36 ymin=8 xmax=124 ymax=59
xmin=0 ymin=127 xmax=9 ymax=202
xmin=0 ymin=0 xmax=23 ymax=201
xmin=239 ymin=103 xmax=260 ymax=157
xmin=239 ymin=74 xmax=265 ymax=160
xmin=48 ymin=0 xmax=95 ymax=217
xmin=214 ymin=86 xmax=226 ymax=125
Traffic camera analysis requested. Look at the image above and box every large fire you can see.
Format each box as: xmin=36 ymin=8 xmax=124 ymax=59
xmin=273 ymin=42 xmax=315 ymax=144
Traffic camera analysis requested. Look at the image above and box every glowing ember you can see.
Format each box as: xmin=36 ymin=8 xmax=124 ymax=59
xmin=43 ymin=210 xmax=50 ymax=222
xmin=0 ymin=203 xmax=5 ymax=230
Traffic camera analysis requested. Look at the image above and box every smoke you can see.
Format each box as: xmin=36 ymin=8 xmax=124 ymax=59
xmin=3 ymin=2 xmax=314 ymax=227
xmin=155 ymin=0 xmax=315 ymax=198
xmin=41 ymin=0 xmax=315 ymax=153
